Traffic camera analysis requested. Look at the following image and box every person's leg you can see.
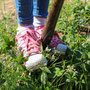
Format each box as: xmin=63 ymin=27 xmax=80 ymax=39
xmin=33 ymin=0 xmax=71 ymax=54
xmin=15 ymin=0 xmax=47 ymax=70
xmin=15 ymin=0 xmax=33 ymax=26
xmin=33 ymin=0 xmax=49 ymax=28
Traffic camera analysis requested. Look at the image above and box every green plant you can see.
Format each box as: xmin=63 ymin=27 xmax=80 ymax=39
xmin=0 ymin=0 xmax=90 ymax=90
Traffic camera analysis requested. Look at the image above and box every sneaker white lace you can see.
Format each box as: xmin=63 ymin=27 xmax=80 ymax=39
xmin=16 ymin=27 xmax=47 ymax=70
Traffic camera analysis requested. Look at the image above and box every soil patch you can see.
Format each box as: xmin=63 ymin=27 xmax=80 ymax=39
xmin=0 ymin=0 xmax=17 ymax=21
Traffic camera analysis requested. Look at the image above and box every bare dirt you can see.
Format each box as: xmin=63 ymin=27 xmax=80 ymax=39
xmin=0 ymin=0 xmax=17 ymax=21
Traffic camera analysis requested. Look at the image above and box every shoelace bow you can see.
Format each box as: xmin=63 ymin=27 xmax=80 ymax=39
xmin=16 ymin=28 xmax=41 ymax=57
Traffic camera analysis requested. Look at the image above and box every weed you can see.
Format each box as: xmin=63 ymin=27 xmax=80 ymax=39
xmin=0 ymin=0 xmax=90 ymax=90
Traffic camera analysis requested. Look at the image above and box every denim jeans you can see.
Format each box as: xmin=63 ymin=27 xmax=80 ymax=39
xmin=15 ymin=0 xmax=49 ymax=25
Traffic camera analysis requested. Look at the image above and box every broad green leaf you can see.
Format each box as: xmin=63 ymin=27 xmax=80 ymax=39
xmin=3 ymin=35 xmax=10 ymax=45
xmin=41 ymin=67 xmax=51 ymax=74
xmin=10 ymin=37 xmax=15 ymax=46
xmin=80 ymin=74 xmax=84 ymax=80
xmin=55 ymin=68 xmax=64 ymax=77
xmin=41 ymin=72 xmax=47 ymax=85
xmin=82 ymin=79 xmax=85 ymax=84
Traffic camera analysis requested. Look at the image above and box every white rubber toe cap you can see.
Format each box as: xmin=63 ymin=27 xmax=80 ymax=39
xmin=56 ymin=44 xmax=71 ymax=54
xmin=25 ymin=54 xmax=47 ymax=69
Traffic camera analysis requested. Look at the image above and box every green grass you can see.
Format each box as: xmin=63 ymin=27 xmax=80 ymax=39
xmin=0 ymin=0 xmax=90 ymax=90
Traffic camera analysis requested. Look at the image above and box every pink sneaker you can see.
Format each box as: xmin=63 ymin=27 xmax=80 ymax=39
xmin=16 ymin=27 xmax=47 ymax=70
xmin=35 ymin=26 xmax=71 ymax=54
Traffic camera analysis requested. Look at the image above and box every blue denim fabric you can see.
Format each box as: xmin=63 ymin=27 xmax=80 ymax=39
xmin=15 ymin=0 xmax=49 ymax=25
xmin=33 ymin=0 xmax=49 ymax=18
